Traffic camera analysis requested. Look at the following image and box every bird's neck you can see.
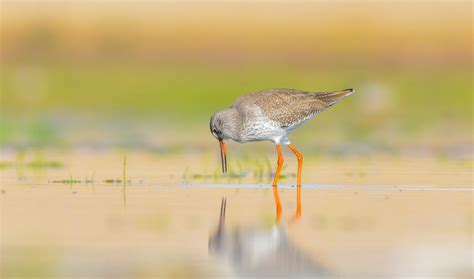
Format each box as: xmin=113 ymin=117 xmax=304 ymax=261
xmin=222 ymin=108 xmax=242 ymax=141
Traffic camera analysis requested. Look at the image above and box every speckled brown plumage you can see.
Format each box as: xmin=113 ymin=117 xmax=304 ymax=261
xmin=231 ymin=88 xmax=353 ymax=128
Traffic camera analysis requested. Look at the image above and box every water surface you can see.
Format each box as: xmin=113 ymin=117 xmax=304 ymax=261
xmin=1 ymin=150 xmax=472 ymax=278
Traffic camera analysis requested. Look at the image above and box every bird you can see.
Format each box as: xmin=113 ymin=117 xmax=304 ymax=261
xmin=210 ymin=87 xmax=355 ymax=186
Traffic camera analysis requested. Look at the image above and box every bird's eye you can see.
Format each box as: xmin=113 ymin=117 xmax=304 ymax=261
xmin=212 ymin=128 xmax=217 ymax=134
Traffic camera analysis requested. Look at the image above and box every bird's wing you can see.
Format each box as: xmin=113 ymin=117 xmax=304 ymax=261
xmin=313 ymin=88 xmax=354 ymax=107
xmin=231 ymin=88 xmax=328 ymax=128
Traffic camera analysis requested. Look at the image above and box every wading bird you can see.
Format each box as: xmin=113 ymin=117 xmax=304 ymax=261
xmin=210 ymin=88 xmax=354 ymax=186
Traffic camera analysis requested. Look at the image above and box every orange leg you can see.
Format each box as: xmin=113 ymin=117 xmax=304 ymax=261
xmin=272 ymin=186 xmax=282 ymax=224
xmin=288 ymin=144 xmax=303 ymax=187
xmin=272 ymin=144 xmax=284 ymax=187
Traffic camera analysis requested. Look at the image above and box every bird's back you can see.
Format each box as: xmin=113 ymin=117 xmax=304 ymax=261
xmin=232 ymin=88 xmax=354 ymax=129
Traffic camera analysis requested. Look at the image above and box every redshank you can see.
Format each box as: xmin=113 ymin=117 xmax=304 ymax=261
xmin=210 ymin=88 xmax=354 ymax=186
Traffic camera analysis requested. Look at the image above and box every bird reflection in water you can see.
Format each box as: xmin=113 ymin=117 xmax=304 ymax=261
xmin=209 ymin=187 xmax=328 ymax=278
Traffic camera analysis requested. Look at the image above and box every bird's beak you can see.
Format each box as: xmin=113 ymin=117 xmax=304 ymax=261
xmin=219 ymin=140 xmax=227 ymax=173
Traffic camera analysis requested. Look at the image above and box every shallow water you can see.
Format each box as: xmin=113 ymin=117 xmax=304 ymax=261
xmin=1 ymin=150 xmax=472 ymax=278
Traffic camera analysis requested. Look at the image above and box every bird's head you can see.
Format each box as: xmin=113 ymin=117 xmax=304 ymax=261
xmin=210 ymin=110 xmax=228 ymax=173
xmin=209 ymin=110 xmax=226 ymax=141
xmin=210 ymin=109 xmax=240 ymax=173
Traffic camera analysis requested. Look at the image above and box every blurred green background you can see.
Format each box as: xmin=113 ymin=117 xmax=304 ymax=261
xmin=1 ymin=1 xmax=472 ymax=152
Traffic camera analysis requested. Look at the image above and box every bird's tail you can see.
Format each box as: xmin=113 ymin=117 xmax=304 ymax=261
xmin=314 ymin=88 xmax=355 ymax=107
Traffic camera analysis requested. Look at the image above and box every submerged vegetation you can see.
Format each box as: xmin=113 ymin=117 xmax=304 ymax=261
xmin=182 ymin=156 xmax=295 ymax=184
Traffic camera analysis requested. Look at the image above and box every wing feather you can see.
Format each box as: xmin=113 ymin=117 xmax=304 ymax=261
xmin=232 ymin=88 xmax=327 ymax=128
xmin=231 ymin=88 xmax=354 ymax=128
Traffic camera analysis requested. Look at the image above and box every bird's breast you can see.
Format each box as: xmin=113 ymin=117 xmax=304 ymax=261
xmin=239 ymin=112 xmax=286 ymax=142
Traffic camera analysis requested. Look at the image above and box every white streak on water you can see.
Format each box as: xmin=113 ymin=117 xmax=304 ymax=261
xmin=179 ymin=184 xmax=473 ymax=192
